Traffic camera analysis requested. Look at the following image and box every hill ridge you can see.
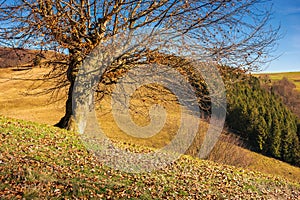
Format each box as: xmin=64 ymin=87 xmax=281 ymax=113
xmin=0 ymin=115 xmax=299 ymax=199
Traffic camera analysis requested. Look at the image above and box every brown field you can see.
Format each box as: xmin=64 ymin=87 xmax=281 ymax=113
xmin=0 ymin=67 xmax=66 ymax=124
xmin=1 ymin=67 xmax=300 ymax=183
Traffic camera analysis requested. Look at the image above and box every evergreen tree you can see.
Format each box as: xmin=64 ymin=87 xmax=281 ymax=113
xmin=224 ymin=71 xmax=300 ymax=166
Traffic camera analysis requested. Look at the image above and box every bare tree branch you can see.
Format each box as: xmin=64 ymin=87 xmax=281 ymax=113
xmin=0 ymin=0 xmax=280 ymax=129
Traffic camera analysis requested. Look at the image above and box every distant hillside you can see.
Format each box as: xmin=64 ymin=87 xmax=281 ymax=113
xmin=255 ymin=71 xmax=300 ymax=119
xmin=0 ymin=47 xmax=58 ymax=68
xmin=256 ymin=71 xmax=300 ymax=92
xmin=0 ymin=47 xmax=36 ymax=68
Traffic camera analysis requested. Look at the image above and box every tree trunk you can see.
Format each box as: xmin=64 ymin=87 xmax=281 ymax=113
xmin=55 ymin=50 xmax=82 ymax=130
xmin=55 ymin=79 xmax=76 ymax=130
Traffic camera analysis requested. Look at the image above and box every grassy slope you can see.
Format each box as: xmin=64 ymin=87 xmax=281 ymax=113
xmin=0 ymin=116 xmax=299 ymax=199
xmin=0 ymin=68 xmax=65 ymax=124
xmin=255 ymin=71 xmax=300 ymax=91
xmin=1 ymin=67 xmax=300 ymax=184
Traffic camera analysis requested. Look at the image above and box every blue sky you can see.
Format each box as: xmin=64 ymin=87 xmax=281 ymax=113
xmin=0 ymin=0 xmax=298 ymax=72
xmin=265 ymin=0 xmax=300 ymax=72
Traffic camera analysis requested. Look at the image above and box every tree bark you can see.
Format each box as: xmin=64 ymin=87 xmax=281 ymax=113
xmin=55 ymin=79 xmax=76 ymax=130
xmin=55 ymin=50 xmax=82 ymax=130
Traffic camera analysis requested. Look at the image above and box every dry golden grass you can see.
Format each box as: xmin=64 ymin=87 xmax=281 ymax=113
xmin=247 ymin=150 xmax=300 ymax=183
xmin=0 ymin=67 xmax=65 ymax=124
xmin=95 ymin=84 xmax=207 ymax=150
xmin=1 ymin=67 xmax=300 ymax=183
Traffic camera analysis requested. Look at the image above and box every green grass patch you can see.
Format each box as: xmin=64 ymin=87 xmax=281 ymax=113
xmin=0 ymin=116 xmax=299 ymax=199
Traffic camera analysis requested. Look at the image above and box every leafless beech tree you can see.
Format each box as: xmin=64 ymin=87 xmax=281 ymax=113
xmin=0 ymin=0 xmax=279 ymax=130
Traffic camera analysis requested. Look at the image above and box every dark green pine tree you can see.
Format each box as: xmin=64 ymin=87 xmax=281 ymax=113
xmin=224 ymin=72 xmax=300 ymax=166
xmin=268 ymin=116 xmax=282 ymax=158
xmin=280 ymin=112 xmax=298 ymax=163
xmin=256 ymin=115 xmax=268 ymax=152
